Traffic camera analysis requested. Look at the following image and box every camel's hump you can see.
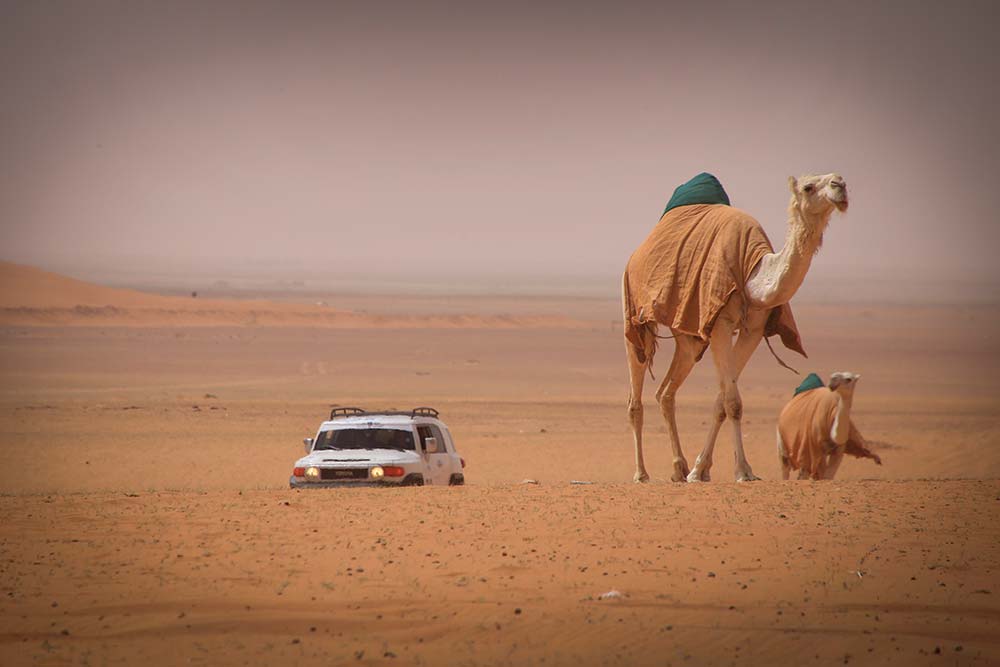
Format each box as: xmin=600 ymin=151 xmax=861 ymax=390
xmin=662 ymin=172 xmax=731 ymax=216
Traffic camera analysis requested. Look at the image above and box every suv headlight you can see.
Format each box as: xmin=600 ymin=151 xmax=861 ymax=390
xmin=370 ymin=466 xmax=385 ymax=480
xmin=305 ymin=466 xmax=320 ymax=481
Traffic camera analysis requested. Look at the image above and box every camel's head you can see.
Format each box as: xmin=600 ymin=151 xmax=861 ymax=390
xmin=828 ymin=372 xmax=861 ymax=397
xmin=788 ymin=173 xmax=848 ymax=217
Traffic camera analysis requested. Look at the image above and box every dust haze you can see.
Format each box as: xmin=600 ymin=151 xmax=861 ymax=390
xmin=2 ymin=1 xmax=998 ymax=301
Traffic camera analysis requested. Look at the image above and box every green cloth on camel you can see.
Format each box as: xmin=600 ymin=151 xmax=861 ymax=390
xmin=662 ymin=172 xmax=731 ymax=216
xmin=794 ymin=372 xmax=825 ymax=396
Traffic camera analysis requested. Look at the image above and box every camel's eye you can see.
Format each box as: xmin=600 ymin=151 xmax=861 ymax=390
xmin=803 ymin=184 xmax=815 ymax=194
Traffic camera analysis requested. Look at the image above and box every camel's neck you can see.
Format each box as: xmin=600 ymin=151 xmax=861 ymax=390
xmin=830 ymin=392 xmax=853 ymax=446
xmin=774 ymin=212 xmax=827 ymax=296
xmin=746 ymin=205 xmax=830 ymax=309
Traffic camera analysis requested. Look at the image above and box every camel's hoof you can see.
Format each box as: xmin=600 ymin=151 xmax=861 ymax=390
xmin=736 ymin=471 xmax=761 ymax=482
xmin=633 ymin=471 xmax=650 ymax=483
xmin=686 ymin=469 xmax=711 ymax=483
xmin=671 ymin=460 xmax=690 ymax=483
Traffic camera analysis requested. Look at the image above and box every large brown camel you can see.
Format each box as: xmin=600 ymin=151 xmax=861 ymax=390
xmin=622 ymin=173 xmax=848 ymax=482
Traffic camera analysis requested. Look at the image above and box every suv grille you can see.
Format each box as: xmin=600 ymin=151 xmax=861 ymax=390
xmin=320 ymin=468 xmax=369 ymax=481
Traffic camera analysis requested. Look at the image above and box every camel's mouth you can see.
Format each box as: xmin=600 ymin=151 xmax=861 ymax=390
xmin=828 ymin=180 xmax=848 ymax=212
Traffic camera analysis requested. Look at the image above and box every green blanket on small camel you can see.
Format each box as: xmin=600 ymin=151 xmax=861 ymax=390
xmin=794 ymin=372 xmax=826 ymax=395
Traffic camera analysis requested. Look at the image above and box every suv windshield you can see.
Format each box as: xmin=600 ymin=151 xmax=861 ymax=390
xmin=314 ymin=428 xmax=416 ymax=451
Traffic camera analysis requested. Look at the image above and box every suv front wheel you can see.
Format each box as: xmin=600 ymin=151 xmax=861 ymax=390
xmin=402 ymin=473 xmax=424 ymax=486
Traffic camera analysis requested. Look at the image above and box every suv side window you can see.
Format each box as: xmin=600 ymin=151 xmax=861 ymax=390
xmin=417 ymin=425 xmax=434 ymax=452
xmin=417 ymin=424 xmax=448 ymax=453
xmin=428 ymin=425 xmax=448 ymax=452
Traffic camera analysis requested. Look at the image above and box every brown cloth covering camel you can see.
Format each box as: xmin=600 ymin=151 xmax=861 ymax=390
xmin=623 ymin=203 xmax=805 ymax=365
xmin=623 ymin=173 xmax=849 ymax=483
xmin=777 ymin=373 xmax=882 ymax=480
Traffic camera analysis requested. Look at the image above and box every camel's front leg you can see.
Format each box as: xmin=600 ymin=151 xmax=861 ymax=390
xmin=708 ymin=326 xmax=760 ymax=482
xmin=689 ymin=326 xmax=763 ymax=482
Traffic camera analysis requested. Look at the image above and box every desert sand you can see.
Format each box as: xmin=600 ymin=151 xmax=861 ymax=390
xmin=1 ymin=263 xmax=999 ymax=666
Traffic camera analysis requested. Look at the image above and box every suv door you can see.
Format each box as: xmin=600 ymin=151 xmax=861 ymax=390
xmin=438 ymin=425 xmax=462 ymax=481
xmin=417 ymin=424 xmax=451 ymax=485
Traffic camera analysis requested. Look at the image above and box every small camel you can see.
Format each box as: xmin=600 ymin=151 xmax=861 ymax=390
xmin=777 ymin=372 xmax=882 ymax=480
xmin=623 ymin=173 xmax=848 ymax=482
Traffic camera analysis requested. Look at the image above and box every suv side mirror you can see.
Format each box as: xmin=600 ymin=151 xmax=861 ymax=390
xmin=303 ymin=437 xmax=313 ymax=453
xmin=424 ymin=436 xmax=439 ymax=454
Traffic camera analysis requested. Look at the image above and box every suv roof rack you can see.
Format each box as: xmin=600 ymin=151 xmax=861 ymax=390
xmin=329 ymin=407 xmax=366 ymax=419
xmin=328 ymin=406 xmax=440 ymax=420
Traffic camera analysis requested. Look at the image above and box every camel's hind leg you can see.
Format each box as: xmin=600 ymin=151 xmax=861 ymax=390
xmin=824 ymin=448 xmax=845 ymax=480
xmin=653 ymin=334 xmax=702 ymax=482
xmin=626 ymin=332 xmax=652 ymax=483
xmin=689 ymin=324 xmax=763 ymax=482
xmin=777 ymin=427 xmax=791 ymax=480
xmin=707 ymin=324 xmax=762 ymax=482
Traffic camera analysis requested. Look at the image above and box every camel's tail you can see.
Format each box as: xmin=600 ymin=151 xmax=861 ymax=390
xmin=622 ymin=270 xmax=657 ymax=366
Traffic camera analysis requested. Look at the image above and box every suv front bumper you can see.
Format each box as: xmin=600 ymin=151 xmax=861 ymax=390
xmin=289 ymin=473 xmax=424 ymax=489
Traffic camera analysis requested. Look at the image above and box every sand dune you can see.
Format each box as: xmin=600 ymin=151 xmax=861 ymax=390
xmin=0 ymin=262 xmax=584 ymax=328
xmin=1 ymin=268 xmax=998 ymax=665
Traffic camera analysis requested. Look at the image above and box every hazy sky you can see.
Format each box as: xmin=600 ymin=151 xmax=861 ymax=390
xmin=2 ymin=1 xmax=998 ymax=294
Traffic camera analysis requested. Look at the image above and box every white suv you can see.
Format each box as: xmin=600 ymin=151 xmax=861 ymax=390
xmin=289 ymin=407 xmax=465 ymax=488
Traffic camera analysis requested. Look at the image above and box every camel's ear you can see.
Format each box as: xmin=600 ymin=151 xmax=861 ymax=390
xmin=788 ymin=176 xmax=798 ymax=194
xmin=828 ymin=374 xmax=844 ymax=391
